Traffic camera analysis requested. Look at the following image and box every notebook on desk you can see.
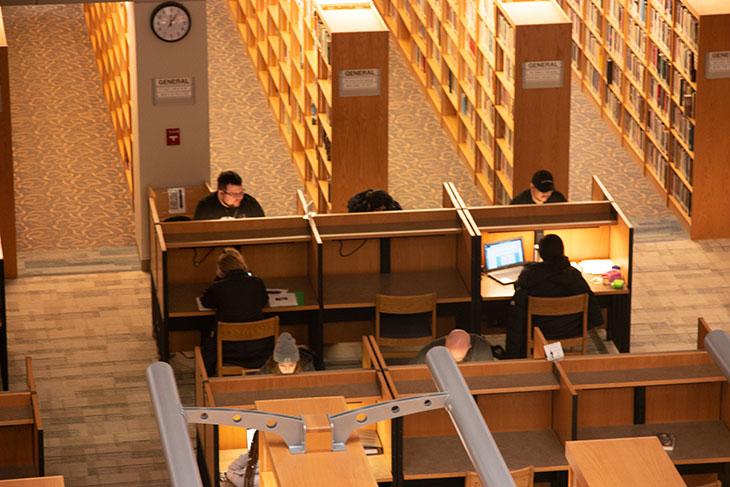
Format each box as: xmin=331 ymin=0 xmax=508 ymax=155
xmin=484 ymin=238 xmax=525 ymax=285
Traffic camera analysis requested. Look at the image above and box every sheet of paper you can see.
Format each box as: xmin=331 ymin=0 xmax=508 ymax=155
xmin=578 ymin=259 xmax=616 ymax=275
xmin=196 ymin=296 xmax=213 ymax=312
xmin=268 ymin=292 xmax=298 ymax=307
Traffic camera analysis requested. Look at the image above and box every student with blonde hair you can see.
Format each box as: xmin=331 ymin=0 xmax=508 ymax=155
xmin=199 ymin=248 xmax=270 ymax=375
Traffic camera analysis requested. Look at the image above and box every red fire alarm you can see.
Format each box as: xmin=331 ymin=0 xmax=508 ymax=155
xmin=166 ymin=128 xmax=181 ymax=146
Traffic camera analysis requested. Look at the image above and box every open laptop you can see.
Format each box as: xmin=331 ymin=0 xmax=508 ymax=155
xmin=484 ymin=238 xmax=526 ymax=285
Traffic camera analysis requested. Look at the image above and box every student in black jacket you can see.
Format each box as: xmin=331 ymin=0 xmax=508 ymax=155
xmin=194 ymin=170 xmax=265 ymax=219
xmin=505 ymin=234 xmax=603 ymax=358
xmin=510 ymin=169 xmax=567 ymax=205
xmin=199 ymin=248 xmax=270 ymax=374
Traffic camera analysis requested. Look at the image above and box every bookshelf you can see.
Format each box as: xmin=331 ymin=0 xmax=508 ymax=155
xmin=83 ymin=3 xmax=133 ymax=192
xmin=563 ymin=0 xmax=730 ymax=238
xmin=373 ymin=0 xmax=571 ymax=203
xmin=228 ymin=0 xmax=389 ymax=212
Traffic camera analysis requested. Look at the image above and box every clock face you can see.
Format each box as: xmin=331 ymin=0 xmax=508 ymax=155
xmin=151 ymin=2 xmax=191 ymax=42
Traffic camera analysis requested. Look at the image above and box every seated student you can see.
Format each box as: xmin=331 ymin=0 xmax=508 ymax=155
xmin=510 ymin=169 xmax=567 ymax=205
xmin=194 ymin=170 xmax=265 ymax=219
xmin=505 ymin=234 xmax=603 ymax=358
xmin=228 ymin=333 xmax=321 ymax=487
xmin=347 ymin=189 xmax=402 ymax=212
xmin=414 ymin=329 xmax=494 ymax=364
xmin=257 ymin=332 xmax=320 ymax=375
xmin=199 ymin=248 xmax=270 ymax=375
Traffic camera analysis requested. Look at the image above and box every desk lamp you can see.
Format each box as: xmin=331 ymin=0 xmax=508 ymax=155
xmin=146 ymin=346 xmax=516 ymax=487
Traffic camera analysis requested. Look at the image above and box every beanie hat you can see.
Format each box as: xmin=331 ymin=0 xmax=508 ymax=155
xmin=274 ymin=332 xmax=300 ymax=364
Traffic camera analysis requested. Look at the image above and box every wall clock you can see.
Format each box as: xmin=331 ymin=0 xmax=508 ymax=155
xmin=151 ymin=2 xmax=191 ymax=43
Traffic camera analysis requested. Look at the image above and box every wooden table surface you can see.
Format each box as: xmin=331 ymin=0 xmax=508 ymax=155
xmin=255 ymin=396 xmax=378 ymax=486
xmin=0 ymin=477 xmax=65 ymax=487
xmin=566 ymin=437 xmax=685 ymax=486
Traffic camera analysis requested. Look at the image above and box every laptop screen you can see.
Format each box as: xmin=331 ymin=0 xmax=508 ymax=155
xmin=484 ymin=238 xmax=525 ymax=271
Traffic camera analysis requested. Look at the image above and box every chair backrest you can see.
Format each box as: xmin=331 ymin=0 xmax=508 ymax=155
xmin=464 ymin=466 xmax=534 ymax=487
xmin=375 ymin=293 xmax=437 ymax=349
xmin=527 ymin=294 xmax=589 ymax=355
xmin=216 ymin=316 xmax=280 ymax=376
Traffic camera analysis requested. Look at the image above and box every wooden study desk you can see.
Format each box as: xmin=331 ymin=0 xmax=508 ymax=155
xmin=150 ymin=213 xmax=320 ymax=360
xmin=557 ymin=351 xmax=730 ymax=482
xmin=566 ymin=437 xmax=685 ymax=486
xmin=256 ymin=397 xmax=379 ymax=487
xmin=385 ymin=360 xmax=573 ymax=483
xmin=460 ymin=177 xmax=634 ymax=352
xmin=313 ymin=207 xmax=479 ymax=341
xmin=0 ymin=478 xmax=64 ymax=487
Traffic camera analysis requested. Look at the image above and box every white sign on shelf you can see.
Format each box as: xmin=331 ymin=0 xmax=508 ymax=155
xmin=339 ymin=68 xmax=381 ymax=97
xmin=706 ymin=51 xmax=730 ymax=80
xmin=153 ymin=76 xmax=195 ymax=105
xmin=543 ymin=341 xmax=565 ymax=362
xmin=522 ymin=60 xmax=564 ymax=89
xmin=167 ymin=187 xmax=186 ymax=214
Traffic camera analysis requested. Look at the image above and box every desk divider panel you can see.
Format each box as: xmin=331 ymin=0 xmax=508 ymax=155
xmin=385 ymin=360 xmax=570 ymax=479
xmin=556 ymin=351 xmax=730 ymax=469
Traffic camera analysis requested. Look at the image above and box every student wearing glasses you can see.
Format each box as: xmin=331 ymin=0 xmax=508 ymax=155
xmin=194 ymin=170 xmax=265 ymax=220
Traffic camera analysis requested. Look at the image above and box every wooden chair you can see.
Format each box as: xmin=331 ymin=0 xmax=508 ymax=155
xmin=465 ymin=465 xmax=534 ymax=487
xmin=375 ymin=293 xmax=437 ymax=358
xmin=527 ymin=294 xmax=589 ymax=356
xmin=216 ymin=316 xmax=279 ymax=376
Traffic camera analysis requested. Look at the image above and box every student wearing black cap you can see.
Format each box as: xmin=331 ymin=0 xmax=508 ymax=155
xmin=510 ymin=169 xmax=567 ymax=205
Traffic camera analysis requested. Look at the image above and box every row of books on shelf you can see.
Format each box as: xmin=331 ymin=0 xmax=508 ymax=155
xmin=647 ymin=141 xmax=668 ymax=184
xmin=651 ymin=0 xmax=672 ymax=18
xmin=672 ymin=70 xmax=695 ymax=118
xmin=605 ymin=88 xmax=623 ymax=126
xmin=674 ymin=39 xmax=697 ymax=82
xmin=606 ymin=0 xmax=624 ymax=26
xmin=675 ymin=3 xmax=699 ymax=50
xmin=670 ymin=171 xmax=692 ymax=215
xmin=672 ymin=104 xmax=694 ymax=151
xmin=648 ymin=76 xmax=670 ymax=117
xmin=671 ymin=137 xmax=693 ymax=184
xmin=650 ymin=10 xmax=672 ymax=54
xmin=648 ymin=42 xmax=672 ymax=86
xmin=312 ymin=11 xmax=332 ymax=64
xmin=647 ymin=106 xmax=670 ymax=153
xmin=628 ymin=0 xmax=647 ymax=23
xmin=606 ymin=58 xmax=623 ymax=92
xmin=627 ymin=20 xmax=647 ymax=55
xmin=587 ymin=2 xmax=602 ymax=36
xmin=625 ymin=111 xmax=645 ymax=151
xmin=495 ymin=12 xmax=514 ymax=51
xmin=606 ymin=24 xmax=624 ymax=61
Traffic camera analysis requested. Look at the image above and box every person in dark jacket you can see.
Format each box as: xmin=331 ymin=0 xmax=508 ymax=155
xmin=194 ymin=170 xmax=265 ymax=219
xmin=505 ymin=234 xmax=603 ymax=358
xmin=347 ymin=189 xmax=402 ymax=212
xmin=414 ymin=329 xmax=494 ymax=363
xmin=510 ymin=169 xmax=567 ymax=205
xmin=199 ymin=248 xmax=270 ymax=375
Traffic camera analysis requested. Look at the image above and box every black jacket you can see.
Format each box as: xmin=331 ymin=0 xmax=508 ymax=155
xmin=200 ymin=269 xmax=271 ymax=370
xmin=193 ymin=192 xmax=265 ymax=220
xmin=510 ymin=189 xmax=567 ymax=205
xmin=506 ymin=257 xmax=603 ymax=358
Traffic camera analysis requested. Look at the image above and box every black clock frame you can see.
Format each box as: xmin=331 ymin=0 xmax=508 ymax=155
xmin=150 ymin=1 xmax=192 ymax=43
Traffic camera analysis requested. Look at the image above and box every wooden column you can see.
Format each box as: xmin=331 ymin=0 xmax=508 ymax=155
xmin=0 ymin=9 xmax=17 ymax=279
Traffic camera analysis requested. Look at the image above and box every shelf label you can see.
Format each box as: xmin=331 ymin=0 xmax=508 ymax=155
xmin=339 ymin=68 xmax=381 ymax=97
xmin=153 ymin=77 xmax=195 ymax=105
xmin=522 ymin=60 xmax=564 ymax=89
xmin=167 ymin=187 xmax=186 ymax=214
xmin=706 ymin=51 xmax=730 ymax=80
